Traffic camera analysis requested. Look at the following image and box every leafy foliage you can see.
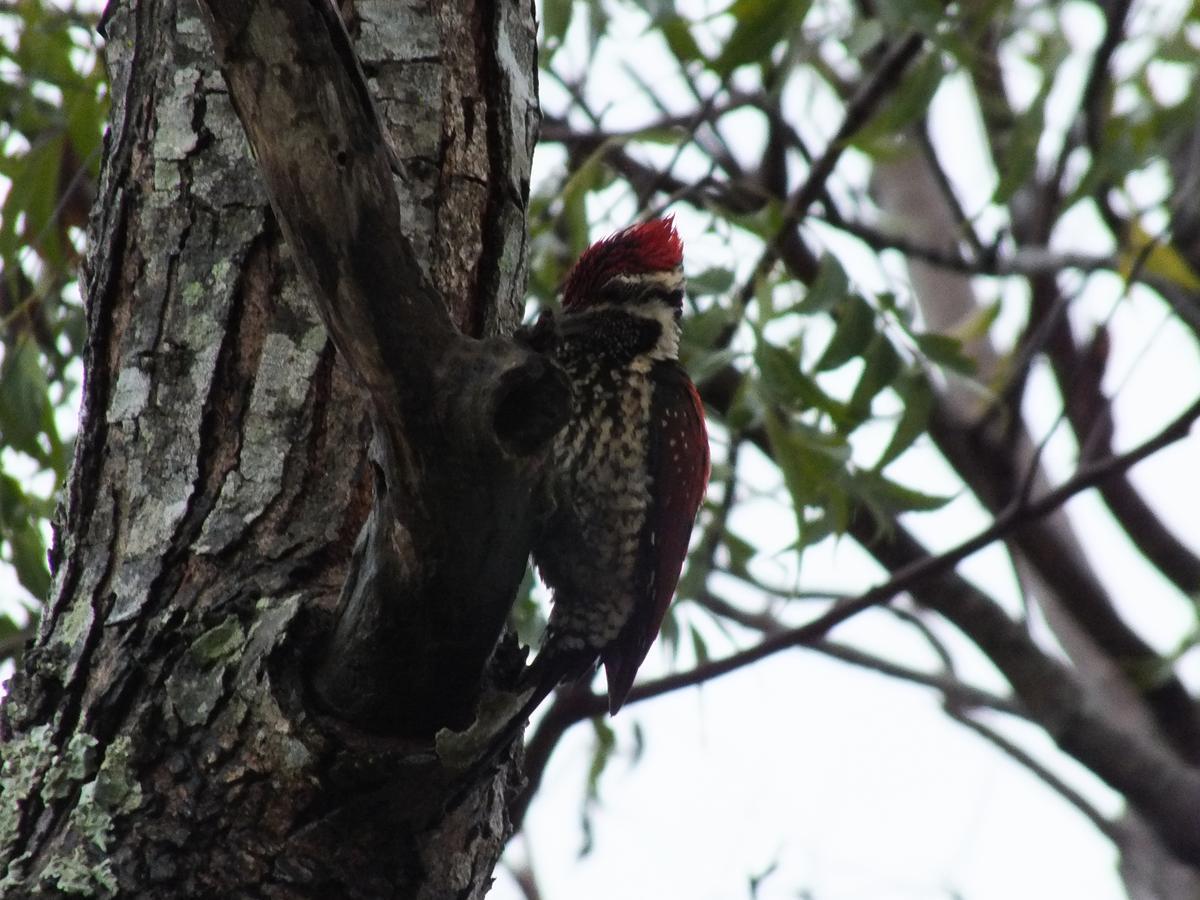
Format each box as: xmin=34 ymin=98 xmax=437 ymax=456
xmin=519 ymin=0 xmax=1200 ymax=891
xmin=0 ymin=1 xmax=107 ymax=652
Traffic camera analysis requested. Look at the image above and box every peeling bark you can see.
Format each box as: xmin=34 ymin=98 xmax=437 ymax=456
xmin=0 ymin=0 xmax=547 ymax=895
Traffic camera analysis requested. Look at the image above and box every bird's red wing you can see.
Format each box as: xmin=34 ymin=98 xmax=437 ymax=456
xmin=604 ymin=363 xmax=710 ymax=712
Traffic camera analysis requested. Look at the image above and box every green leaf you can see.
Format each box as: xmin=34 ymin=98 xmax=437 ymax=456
xmin=0 ymin=339 xmax=54 ymax=465
xmin=585 ymin=0 xmax=611 ymax=60
xmin=854 ymin=470 xmax=950 ymax=517
xmin=764 ymin=411 xmax=814 ymax=527
xmin=764 ymin=411 xmax=850 ymax=543
xmin=1120 ymin=220 xmax=1200 ymax=292
xmin=814 ymin=294 xmax=876 ymax=372
xmin=713 ymin=0 xmax=812 ymax=77
xmin=993 ymin=69 xmax=1054 ymax=204
xmin=913 ymin=332 xmax=976 ymax=374
xmin=756 ymin=340 xmax=807 ymax=403
xmin=686 ymin=347 xmax=741 ymax=385
xmin=659 ymin=603 xmax=680 ymax=657
xmin=19 ymin=5 xmax=88 ymax=90
xmin=846 ymin=335 xmax=902 ymax=424
xmin=578 ymin=715 xmax=615 ymax=858
xmin=688 ymin=266 xmax=735 ymax=297
xmin=0 ymin=613 xmax=21 ymax=644
xmin=877 ymin=373 xmax=933 ymax=468
xmin=720 ymin=373 xmax=760 ymax=431
xmin=877 ymin=0 xmax=945 ymax=37
xmin=586 ymin=716 xmax=616 ymax=801
xmin=690 ymin=625 xmax=710 ymax=665
xmin=0 ymin=133 xmax=68 ymax=269
xmin=794 ymin=508 xmax=841 ymax=550
xmin=542 ymin=0 xmax=573 ymax=52
xmin=756 ymin=340 xmax=847 ymax=420
xmin=790 ymin=420 xmax=853 ymax=466
xmin=10 ymin=520 xmax=50 ymax=600
xmin=559 ymin=150 xmax=612 ymax=255
xmin=64 ymin=81 xmax=109 ymax=177
xmin=0 ymin=474 xmax=53 ymax=601
xmin=795 ymin=255 xmax=849 ymax=316
xmin=851 ymin=52 xmax=945 ymax=150
xmin=661 ymin=15 xmax=705 ymax=64
xmin=682 ymin=296 xmax=735 ymax=350
xmin=722 ymin=528 xmax=757 ymax=577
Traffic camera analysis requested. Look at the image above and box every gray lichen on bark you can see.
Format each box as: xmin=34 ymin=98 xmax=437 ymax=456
xmin=195 ymin=317 xmax=328 ymax=556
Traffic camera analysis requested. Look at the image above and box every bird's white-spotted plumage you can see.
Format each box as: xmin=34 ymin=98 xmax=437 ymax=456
xmin=535 ymin=335 xmax=660 ymax=652
xmin=528 ymin=217 xmax=709 ymax=713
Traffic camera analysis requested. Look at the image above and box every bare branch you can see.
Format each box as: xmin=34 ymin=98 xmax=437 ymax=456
xmin=776 ymin=392 xmax=1200 ymax=654
xmin=929 ymin=386 xmax=1200 ymax=762
xmin=537 ymin=95 xmax=758 ymax=144
xmin=820 ymin=214 xmax=1115 ymax=278
xmin=1073 ymin=0 xmax=1133 ymax=234
xmin=851 ymin=510 xmax=1200 ymax=866
xmin=1027 ymin=272 xmax=1200 ymax=601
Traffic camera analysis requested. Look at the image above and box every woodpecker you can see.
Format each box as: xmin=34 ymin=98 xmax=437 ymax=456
xmin=525 ymin=217 xmax=710 ymax=714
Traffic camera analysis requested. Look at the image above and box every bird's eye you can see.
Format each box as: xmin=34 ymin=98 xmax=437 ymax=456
xmin=640 ymin=286 xmax=684 ymax=311
xmin=597 ymin=280 xmax=637 ymax=304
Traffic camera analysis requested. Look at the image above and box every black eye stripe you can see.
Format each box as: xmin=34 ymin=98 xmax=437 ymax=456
xmin=639 ymin=287 xmax=684 ymax=309
xmin=597 ymin=282 xmax=685 ymax=307
xmin=597 ymin=282 xmax=638 ymax=303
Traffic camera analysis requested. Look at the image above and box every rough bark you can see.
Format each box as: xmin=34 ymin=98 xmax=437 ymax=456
xmin=0 ymin=0 xmax=544 ymax=896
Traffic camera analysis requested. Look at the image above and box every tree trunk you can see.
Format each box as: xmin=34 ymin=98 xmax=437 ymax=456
xmin=0 ymin=0 xmax=540 ymax=896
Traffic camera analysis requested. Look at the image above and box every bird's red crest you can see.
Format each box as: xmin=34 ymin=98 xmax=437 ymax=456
xmin=562 ymin=217 xmax=684 ymax=310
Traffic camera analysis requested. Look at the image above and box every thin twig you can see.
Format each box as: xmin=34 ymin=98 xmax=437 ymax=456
xmin=736 ymin=31 xmax=927 ymax=310
xmin=814 ymin=641 xmax=1023 ymax=717
xmin=819 ymin=214 xmax=1114 ymax=278
xmin=695 ymin=585 xmax=1018 ymax=716
xmin=879 ymin=604 xmax=956 ymax=671
xmin=695 ymin=589 xmax=784 ymax=635
xmin=948 ymin=709 xmax=1121 ymax=844
xmin=916 ymin=122 xmax=986 ymax=257
xmin=538 ymin=95 xmax=759 ymax=145
xmin=1045 ymin=0 xmax=1132 ymax=234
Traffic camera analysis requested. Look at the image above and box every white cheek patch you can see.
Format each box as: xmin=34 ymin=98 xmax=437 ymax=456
xmin=637 ymin=300 xmax=680 ymax=360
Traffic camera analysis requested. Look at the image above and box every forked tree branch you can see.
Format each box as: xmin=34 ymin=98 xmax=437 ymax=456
xmin=196 ymin=0 xmax=566 ymax=734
